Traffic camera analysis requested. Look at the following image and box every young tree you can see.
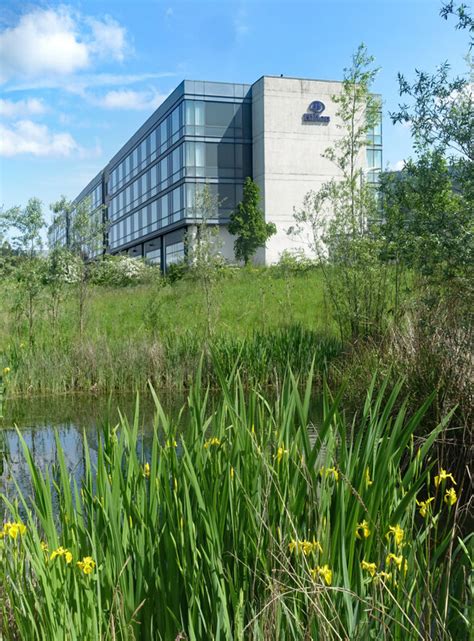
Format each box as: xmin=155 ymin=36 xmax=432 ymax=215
xmin=0 ymin=198 xmax=46 ymax=345
xmin=65 ymin=196 xmax=106 ymax=337
xmin=290 ymin=45 xmax=391 ymax=340
xmin=228 ymin=177 xmax=276 ymax=265
xmin=187 ymin=184 xmax=224 ymax=338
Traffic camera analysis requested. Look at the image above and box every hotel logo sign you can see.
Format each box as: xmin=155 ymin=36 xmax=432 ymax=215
xmin=303 ymin=100 xmax=330 ymax=124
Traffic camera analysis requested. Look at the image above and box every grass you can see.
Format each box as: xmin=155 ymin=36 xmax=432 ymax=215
xmin=0 ymin=267 xmax=338 ymax=395
xmin=1 ymin=365 xmax=471 ymax=640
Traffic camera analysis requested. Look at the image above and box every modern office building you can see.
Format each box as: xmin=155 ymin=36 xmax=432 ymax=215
xmin=49 ymin=76 xmax=382 ymax=268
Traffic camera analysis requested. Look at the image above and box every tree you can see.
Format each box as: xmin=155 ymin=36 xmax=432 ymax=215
xmin=290 ymin=44 xmax=391 ymax=340
xmin=228 ymin=177 xmax=276 ymax=265
xmin=0 ymin=198 xmax=46 ymax=345
xmin=187 ymin=184 xmax=224 ymax=337
xmin=379 ymin=152 xmax=472 ymax=284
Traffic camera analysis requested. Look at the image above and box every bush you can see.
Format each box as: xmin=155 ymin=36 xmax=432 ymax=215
xmin=89 ymin=255 xmax=157 ymax=287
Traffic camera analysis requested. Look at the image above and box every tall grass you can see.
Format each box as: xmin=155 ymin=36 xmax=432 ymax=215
xmin=3 ymin=325 xmax=341 ymax=395
xmin=1 ymin=366 xmax=471 ymax=640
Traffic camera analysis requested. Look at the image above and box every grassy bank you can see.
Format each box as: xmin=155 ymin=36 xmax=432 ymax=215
xmin=1 ymin=268 xmax=339 ymax=396
xmin=1 ymin=369 xmax=470 ymax=640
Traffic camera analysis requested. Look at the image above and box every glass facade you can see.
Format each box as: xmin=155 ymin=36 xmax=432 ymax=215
xmin=366 ymin=115 xmax=383 ymax=184
xmin=48 ymin=78 xmax=383 ymax=269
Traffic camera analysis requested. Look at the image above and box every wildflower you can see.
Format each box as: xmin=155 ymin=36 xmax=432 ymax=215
xmin=165 ymin=438 xmax=177 ymax=448
xmin=386 ymin=524 xmax=404 ymax=547
xmin=77 ymin=556 xmax=95 ymax=575
xmin=40 ymin=541 xmax=48 ymax=552
xmin=143 ymin=462 xmax=150 ymax=478
xmin=2 ymin=367 xmax=11 ymax=376
xmin=374 ymin=571 xmax=392 ymax=582
xmin=434 ymin=469 xmax=456 ymax=488
xmin=365 ymin=467 xmax=373 ymax=487
xmin=361 ymin=560 xmax=377 ymax=577
xmin=289 ymin=538 xmax=322 ymax=556
xmin=416 ymin=497 xmax=435 ymax=518
xmin=204 ymin=437 xmax=221 ymax=449
xmin=444 ymin=487 xmax=457 ymax=506
xmin=50 ymin=546 xmax=73 ymax=564
xmin=230 ymin=466 xmax=235 ymax=480
xmin=310 ymin=564 xmax=332 ymax=585
xmin=386 ymin=553 xmax=403 ymax=571
xmin=0 ymin=522 xmax=26 ymax=540
xmin=319 ymin=467 xmax=339 ymax=481
xmin=355 ymin=520 xmax=370 ymax=539
xmin=276 ymin=446 xmax=289 ymax=463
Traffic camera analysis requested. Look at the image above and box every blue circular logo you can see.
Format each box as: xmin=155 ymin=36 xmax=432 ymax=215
xmin=309 ymin=100 xmax=325 ymax=114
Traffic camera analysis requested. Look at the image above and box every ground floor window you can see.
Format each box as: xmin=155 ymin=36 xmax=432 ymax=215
xmin=165 ymin=240 xmax=185 ymax=266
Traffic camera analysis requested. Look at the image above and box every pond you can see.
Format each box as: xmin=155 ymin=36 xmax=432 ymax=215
xmin=0 ymin=391 xmax=188 ymax=509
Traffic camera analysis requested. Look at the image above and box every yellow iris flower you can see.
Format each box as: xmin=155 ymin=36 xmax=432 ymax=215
xmin=355 ymin=520 xmax=370 ymax=539
xmin=434 ymin=469 xmax=456 ymax=488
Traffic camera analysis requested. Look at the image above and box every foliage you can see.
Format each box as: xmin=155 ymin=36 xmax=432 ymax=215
xmin=89 ymin=255 xmax=156 ymax=287
xmin=1 ymin=371 xmax=470 ymax=639
xmin=290 ymin=45 xmax=392 ymax=340
xmin=0 ymin=199 xmax=47 ymax=345
xmin=379 ymin=151 xmax=473 ymax=284
xmin=187 ymin=184 xmax=225 ymax=337
xmin=228 ymin=177 xmax=276 ymax=265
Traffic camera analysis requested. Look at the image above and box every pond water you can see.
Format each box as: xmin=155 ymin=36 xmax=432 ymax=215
xmin=0 ymin=391 xmax=188 ymax=510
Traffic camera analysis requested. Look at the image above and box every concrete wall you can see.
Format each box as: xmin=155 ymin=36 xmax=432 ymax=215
xmin=251 ymin=76 xmax=367 ymax=264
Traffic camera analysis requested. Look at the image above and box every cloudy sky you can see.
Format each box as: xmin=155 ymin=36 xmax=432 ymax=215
xmin=0 ymin=0 xmax=470 ymax=224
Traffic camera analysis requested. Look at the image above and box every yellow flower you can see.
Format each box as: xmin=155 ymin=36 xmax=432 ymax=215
xmin=355 ymin=520 xmax=370 ymax=539
xmin=40 ymin=541 xmax=48 ymax=552
xmin=444 ymin=487 xmax=457 ymax=506
xmin=434 ymin=469 xmax=456 ymax=488
xmin=204 ymin=437 xmax=221 ymax=449
xmin=50 ymin=546 xmax=72 ymax=563
xmin=386 ymin=524 xmax=404 ymax=547
xmin=374 ymin=571 xmax=392 ymax=582
xmin=230 ymin=466 xmax=235 ymax=480
xmin=0 ymin=522 xmax=26 ymax=540
xmin=143 ymin=462 xmax=150 ymax=478
xmin=289 ymin=538 xmax=322 ymax=556
xmin=386 ymin=553 xmax=403 ymax=571
xmin=165 ymin=438 xmax=177 ymax=448
xmin=361 ymin=560 xmax=377 ymax=577
xmin=276 ymin=446 xmax=289 ymax=463
xmin=416 ymin=497 xmax=435 ymax=517
xmin=365 ymin=467 xmax=373 ymax=487
xmin=310 ymin=565 xmax=332 ymax=585
xmin=2 ymin=367 xmax=11 ymax=376
xmin=319 ymin=467 xmax=339 ymax=481
xmin=77 ymin=556 xmax=95 ymax=575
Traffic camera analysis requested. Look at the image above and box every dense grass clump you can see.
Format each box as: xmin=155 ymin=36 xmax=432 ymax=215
xmin=1 ymin=367 xmax=470 ymax=640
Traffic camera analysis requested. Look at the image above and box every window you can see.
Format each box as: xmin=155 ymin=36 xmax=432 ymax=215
xmin=145 ymin=245 xmax=161 ymax=264
xmin=205 ymin=102 xmax=235 ymax=127
xmin=166 ymin=241 xmax=184 ymax=266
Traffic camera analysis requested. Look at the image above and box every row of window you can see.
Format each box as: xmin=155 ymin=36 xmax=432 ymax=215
xmin=109 ymin=104 xmax=183 ymax=195
xmin=108 ymin=141 xmax=251 ymax=222
xmin=109 ymin=186 xmax=184 ymax=249
xmin=366 ymin=147 xmax=383 ymax=183
xmin=109 ymin=146 xmax=183 ymax=221
xmin=108 ymin=100 xmax=251 ymax=196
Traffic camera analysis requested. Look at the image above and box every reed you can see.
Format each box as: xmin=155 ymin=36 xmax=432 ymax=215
xmin=0 ymin=366 xmax=470 ymax=640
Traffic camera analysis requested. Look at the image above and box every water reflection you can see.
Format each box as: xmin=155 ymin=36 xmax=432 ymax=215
xmin=0 ymin=391 xmax=187 ymax=511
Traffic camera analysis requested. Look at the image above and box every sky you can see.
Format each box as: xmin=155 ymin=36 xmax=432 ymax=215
xmin=0 ymin=0 xmax=470 ymax=225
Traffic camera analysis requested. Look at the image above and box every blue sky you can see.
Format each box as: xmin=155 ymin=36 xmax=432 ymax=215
xmin=0 ymin=0 xmax=470 ymax=224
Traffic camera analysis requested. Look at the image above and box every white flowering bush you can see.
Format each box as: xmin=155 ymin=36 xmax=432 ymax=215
xmin=89 ymin=255 xmax=157 ymax=287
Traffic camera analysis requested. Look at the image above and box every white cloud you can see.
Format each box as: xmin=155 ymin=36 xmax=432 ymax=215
xmin=0 ymin=120 xmax=80 ymax=157
xmin=95 ymin=89 xmax=167 ymax=111
xmin=389 ymin=160 xmax=406 ymax=172
xmin=87 ymin=16 xmax=128 ymax=62
xmin=0 ymin=7 xmax=130 ymax=84
xmin=0 ymin=97 xmax=47 ymax=118
xmin=5 ymin=71 xmax=176 ymax=94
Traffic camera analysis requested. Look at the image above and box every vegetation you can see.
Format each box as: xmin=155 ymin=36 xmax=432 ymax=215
xmin=1 ymin=370 xmax=471 ymax=640
xmin=228 ymin=177 xmax=276 ymax=265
